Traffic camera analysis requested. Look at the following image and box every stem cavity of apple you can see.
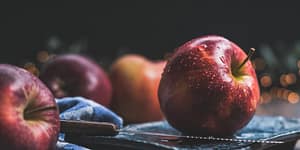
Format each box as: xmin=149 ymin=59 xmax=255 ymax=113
xmin=237 ymin=48 xmax=255 ymax=71
xmin=232 ymin=48 xmax=255 ymax=78
xmin=24 ymin=105 xmax=57 ymax=120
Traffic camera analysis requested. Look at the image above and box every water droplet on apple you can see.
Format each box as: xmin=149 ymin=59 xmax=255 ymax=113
xmin=198 ymin=44 xmax=208 ymax=50
xmin=207 ymin=84 xmax=212 ymax=90
xmin=220 ymin=85 xmax=224 ymax=90
xmin=220 ymin=56 xmax=226 ymax=64
xmin=204 ymin=71 xmax=209 ymax=75
xmin=238 ymin=94 xmax=242 ymax=99
xmin=189 ymin=50 xmax=195 ymax=55
xmin=165 ymin=66 xmax=171 ymax=73
xmin=210 ymin=74 xmax=216 ymax=80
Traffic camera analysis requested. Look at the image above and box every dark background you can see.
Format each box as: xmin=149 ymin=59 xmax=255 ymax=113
xmin=1 ymin=1 xmax=300 ymax=66
xmin=3 ymin=0 xmax=300 ymax=131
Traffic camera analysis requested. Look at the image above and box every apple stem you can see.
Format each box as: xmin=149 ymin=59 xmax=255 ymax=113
xmin=237 ymin=48 xmax=255 ymax=70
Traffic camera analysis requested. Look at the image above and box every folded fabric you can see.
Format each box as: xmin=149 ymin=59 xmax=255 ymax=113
xmin=57 ymin=141 xmax=90 ymax=150
xmin=56 ymin=97 xmax=123 ymax=150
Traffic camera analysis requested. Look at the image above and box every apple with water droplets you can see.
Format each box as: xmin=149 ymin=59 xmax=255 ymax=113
xmin=158 ymin=35 xmax=260 ymax=136
xmin=0 ymin=64 xmax=60 ymax=149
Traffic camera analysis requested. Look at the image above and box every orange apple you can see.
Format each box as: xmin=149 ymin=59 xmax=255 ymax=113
xmin=110 ymin=54 xmax=166 ymax=123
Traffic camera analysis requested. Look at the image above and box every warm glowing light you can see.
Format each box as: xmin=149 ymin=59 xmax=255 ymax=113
xmin=37 ymin=51 xmax=50 ymax=63
xmin=280 ymin=74 xmax=288 ymax=87
xmin=282 ymin=89 xmax=290 ymax=100
xmin=270 ymin=87 xmax=278 ymax=96
xmin=24 ymin=62 xmax=39 ymax=76
xmin=285 ymin=73 xmax=296 ymax=85
xmin=260 ymin=75 xmax=272 ymax=87
xmin=260 ymin=92 xmax=272 ymax=104
xmin=276 ymin=88 xmax=285 ymax=99
xmin=288 ymin=92 xmax=299 ymax=104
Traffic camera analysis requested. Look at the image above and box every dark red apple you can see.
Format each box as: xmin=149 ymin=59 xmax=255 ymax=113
xmin=158 ymin=35 xmax=260 ymax=136
xmin=0 ymin=64 xmax=60 ymax=150
xmin=40 ymin=54 xmax=112 ymax=107
xmin=110 ymin=54 xmax=166 ymax=123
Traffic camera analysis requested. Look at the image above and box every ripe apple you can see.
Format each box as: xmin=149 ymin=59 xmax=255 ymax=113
xmin=0 ymin=64 xmax=60 ymax=150
xmin=40 ymin=54 xmax=112 ymax=107
xmin=110 ymin=54 xmax=166 ymax=123
xmin=158 ymin=35 xmax=260 ymax=136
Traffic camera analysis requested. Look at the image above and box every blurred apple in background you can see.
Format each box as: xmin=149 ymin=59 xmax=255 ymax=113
xmin=110 ymin=54 xmax=166 ymax=123
xmin=159 ymin=35 xmax=260 ymax=136
xmin=40 ymin=54 xmax=112 ymax=107
xmin=0 ymin=64 xmax=60 ymax=150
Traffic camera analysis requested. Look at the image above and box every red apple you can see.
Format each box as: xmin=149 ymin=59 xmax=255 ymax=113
xmin=40 ymin=54 xmax=112 ymax=107
xmin=0 ymin=64 xmax=60 ymax=150
xmin=110 ymin=54 xmax=166 ymax=123
xmin=158 ymin=35 xmax=260 ymax=136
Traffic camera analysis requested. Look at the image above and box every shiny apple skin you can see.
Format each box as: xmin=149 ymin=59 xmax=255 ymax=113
xmin=158 ymin=35 xmax=260 ymax=136
xmin=0 ymin=64 xmax=60 ymax=150
xmin=40 ymin=54 xmax=112 ymax=107
xmin=110 ymin=54 xmax=166 ymax=123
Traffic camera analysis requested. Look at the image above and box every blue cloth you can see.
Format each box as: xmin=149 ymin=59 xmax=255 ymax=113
xmin=56 ymin=97 xmax=123 ymax=150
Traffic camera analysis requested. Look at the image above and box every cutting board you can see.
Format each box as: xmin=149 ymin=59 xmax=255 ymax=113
xmin=64 ymin=115 xmax=300 ymax=150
